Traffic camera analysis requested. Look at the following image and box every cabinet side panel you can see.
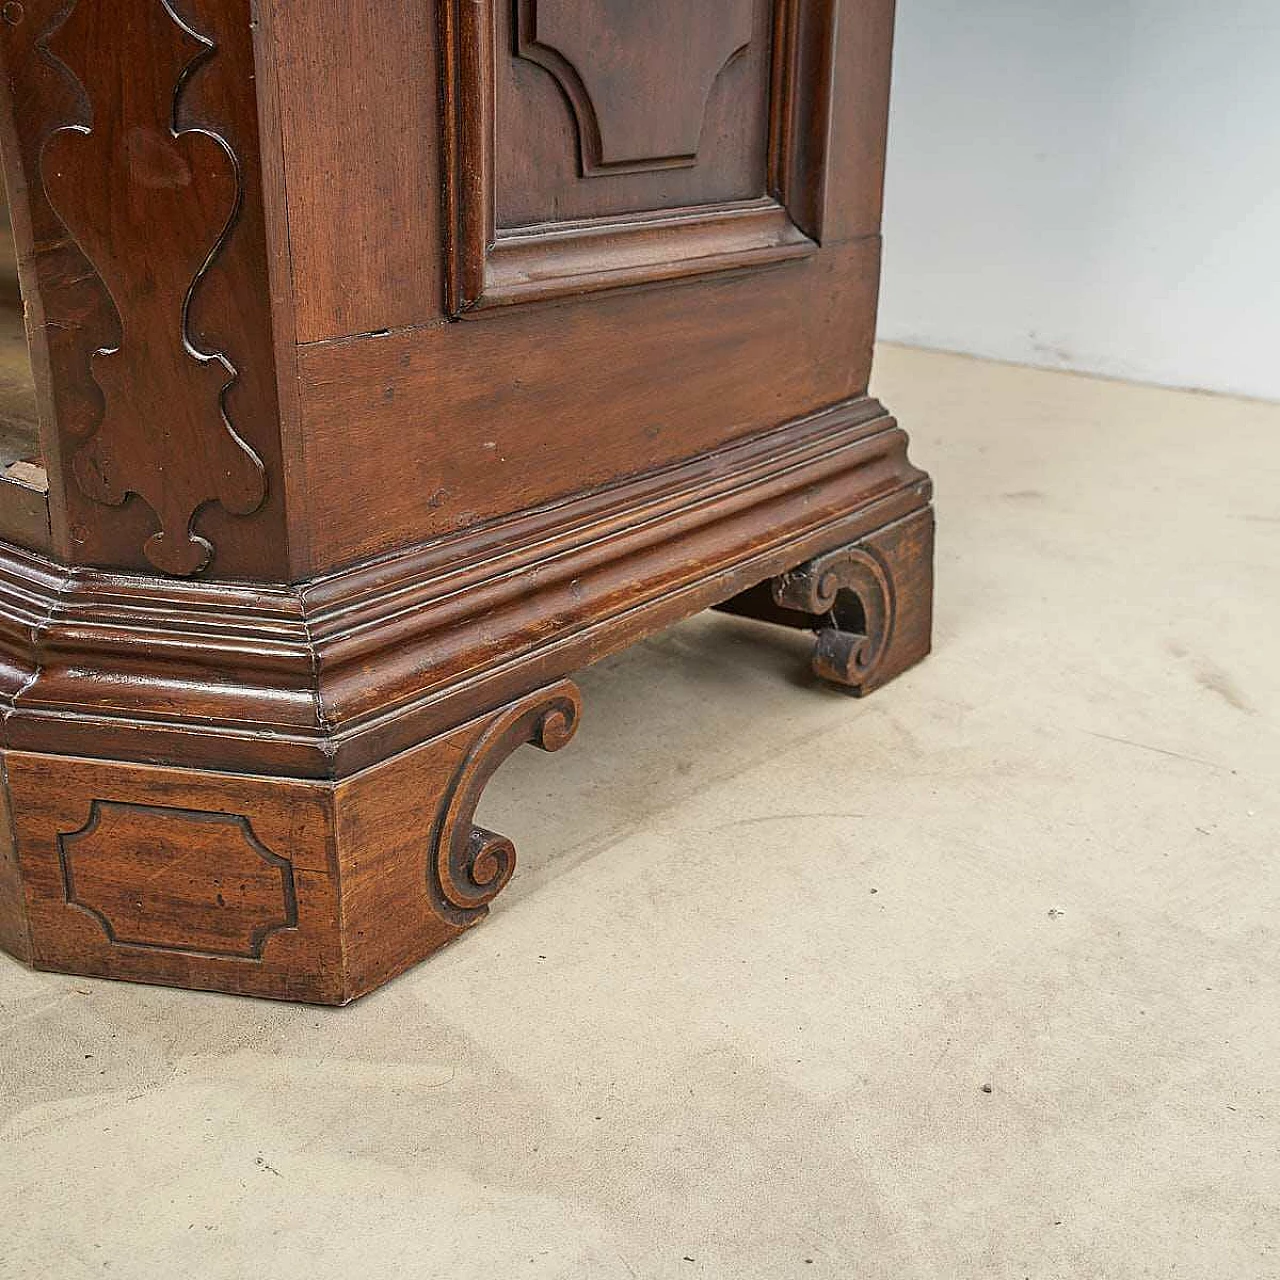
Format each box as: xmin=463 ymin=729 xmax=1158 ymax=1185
xmin=288 ymin=0 xmax=896 ymax=575
xmin=265 ymin=0 xmax=444 ymax=343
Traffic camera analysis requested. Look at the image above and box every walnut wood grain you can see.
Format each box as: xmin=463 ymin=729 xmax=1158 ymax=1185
xmin=0 ymin=401 xmax=928 ymax=779
xmin=480 ymin=199 xmax=815 ymax=311
xmin=426 ymin=681 xmax=581 ymax=927
xmin=303 ymin=245 xmax=880 ymax=570
xmin=57 ymin=801 xmax=297 ymax=959
xmin=2 ymin=682 xmax=585 ymax=1003
xmin=258 ymin=0 xmax=442 ymax=344
xmin=494 ymin=0 xmax=777 ymax=230
xmin=200 ymin=0 xmax=891 ymax=348
xmin=335 ymin=681 xmax=583 ymax=998
xmin=5 ymin=751 xmax=342 ymax=1002
xmin=0 ymin=774 xmax=31 ymax=963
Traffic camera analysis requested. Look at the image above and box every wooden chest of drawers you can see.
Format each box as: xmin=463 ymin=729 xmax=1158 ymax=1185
xmin=0 ymin=0 xmax=932 ymax=1001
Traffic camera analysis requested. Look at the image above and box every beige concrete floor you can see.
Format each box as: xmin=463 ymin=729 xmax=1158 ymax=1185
xmin=2 ymin=345 xmax=1277 ymax=1278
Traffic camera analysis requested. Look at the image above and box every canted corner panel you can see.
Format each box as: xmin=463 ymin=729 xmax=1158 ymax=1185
xmin=443 ymin=0 xmax=835 ymax=313
xmin=57 ymin=801 xmax=297 ymax=960
xmin=515 ymin=0 xmax=756 ymax=176
xmin=36 ymin=0 xmax=267 ymax=577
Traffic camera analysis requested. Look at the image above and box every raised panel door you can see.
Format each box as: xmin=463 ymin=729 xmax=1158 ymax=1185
xmin=292 ymin=0 xmax=894 ymax=572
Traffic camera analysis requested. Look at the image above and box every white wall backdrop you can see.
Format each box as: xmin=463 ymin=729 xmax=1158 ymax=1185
xmin=876 ymin=0 xmax=1280 ymax=401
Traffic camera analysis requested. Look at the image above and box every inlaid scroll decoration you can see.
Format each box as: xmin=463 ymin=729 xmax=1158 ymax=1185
xmin=39 ymin=0 xmax=266 ymax=576
xmin=515 ymin=0 xmax=756 ymax=175
xmin=426 ymin=680 xmax=582 ymax=928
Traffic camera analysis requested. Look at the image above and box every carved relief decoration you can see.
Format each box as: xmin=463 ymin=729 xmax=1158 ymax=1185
xmin=444 ymin=0 xmax=834 ymax=311
xmin=39 ymin=0 xmax=266 ymax=576
xmin=515 ymin=0 xmax=756 ymax=176
xmin=426 ymin=680 xmax=582 ymax=928
xmin=58 ymin=801 xmax=298 ymax=960
xmin=773 ymin=543 xmax=896 ymax=691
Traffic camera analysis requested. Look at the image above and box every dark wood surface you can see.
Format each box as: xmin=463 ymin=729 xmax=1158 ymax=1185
xmin=444 ymin=0 xmax=832 ymax=316
xmin=0 ymin=0 xmax=934 ymax=1002
xmin=6 ymin=750 xmax=343 ymax=1002
xmin=295 ymin=246 xmax=881 ymax=568
xmin=508 ymin=0 xmax=760 ymax=185
xmin=493 ymin=0 xmax=770 ymax=232
xmin=260 ymin=0 xmax=443 ymax=345
xmin=41 ymin=0 xmax=268 ymax=575
xmin=0 ymin=400 xmax=926 ymax=779
xmin=0 ymin=775 xmax=31 ymax=964
xmin=2 ymin=511 xmax=932 ymax=1006
xmin=0 ymin=0 xmax=288 ymax=577
xmin=718 ymin=506 xmax=935 ymax=695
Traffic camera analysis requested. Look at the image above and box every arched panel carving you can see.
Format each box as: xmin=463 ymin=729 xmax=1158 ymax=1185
xmin=515 ymin=0 xmax=756 ymax=176
xmin=443 ymin=0 xmax=836 ymax=312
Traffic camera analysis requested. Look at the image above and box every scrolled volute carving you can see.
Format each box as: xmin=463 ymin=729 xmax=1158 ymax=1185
xmin=773 ymin=544 xmax=895 ymax=690
xmin=427 ymin=680 xmax=582 ymax=927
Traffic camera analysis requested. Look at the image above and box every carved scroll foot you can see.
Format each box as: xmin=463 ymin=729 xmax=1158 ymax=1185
xmin=715 ymin=508 xmax=935 ymax=696
xmin=426 ymin=680 xmax=582 ymax=929
xmin=1 ymin=680 xmax=584 ymax=1003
